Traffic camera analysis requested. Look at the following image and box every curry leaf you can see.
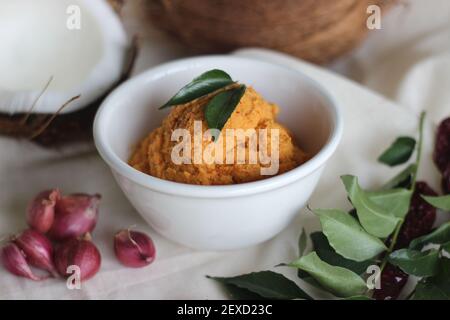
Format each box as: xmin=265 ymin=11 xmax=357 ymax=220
xmin=207 ymin=271 xmax=312 ymax=300
xmin=341 ymin=175 xmax=401 ymax=238
xmin=296 ymin=229 xmax=310 ymax=279
xmin=314 ymin=209 xmax=387 ymax=262
xmin=159 ymin=69 xmax=234 ymax=109
xmin=378 ymin=136 xmax=416 ymax=166
xmin=388 ymin=248 xmax=440 ymax=277
xmin=310 ymin=232 xmax=374 ymax=275
xmin=442 ymin=242 xmax=450 ymax=254
xmin=382 ymin=164 xmax=417 ymax=190
xmin=432 ymin=258 xmax=450 ymax=289
xmin=412 ymin=258 xmax=450 ymax=300
xmin=222 ymin=284 xmax=266 ymax=300
xmin=421 ymin=194 xmax=450 ymax=211
xmin=342 ymin=295 xmax=373 ymax=300
xmin=287 ymin=252 xmax=367 ymax=298
xmin=412 ymin=279 xmax=450 ymax=300
xmin=298 ymin=228 xmax=308 ymax=257
xmin=367 ymin=188 xmax=412 ymax=219
xmin=205 ymin=85 xmax=246 ymax=136
xmin=409 ymin=222 xmax=450 ymax=249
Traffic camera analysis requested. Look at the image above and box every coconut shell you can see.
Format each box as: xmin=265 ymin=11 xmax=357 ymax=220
xmin=145 ymin=0 xmax=394 ymax=64
xmin=0 ymin=1 xmax=137 ymax=147
xmin=0 ymin=37 xmax=138 ymax=147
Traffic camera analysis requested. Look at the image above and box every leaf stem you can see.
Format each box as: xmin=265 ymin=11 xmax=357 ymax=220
xmin=410 ymin=111 xmax=426 ymax=192
xmin=379 ymin=219 xmax=403 ymax=272
xmin=379 ymin=112 xmax=426 ymax=275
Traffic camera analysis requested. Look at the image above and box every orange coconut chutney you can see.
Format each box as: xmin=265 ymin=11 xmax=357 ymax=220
xmin=129 ymin=87 xmax=307 ymax=185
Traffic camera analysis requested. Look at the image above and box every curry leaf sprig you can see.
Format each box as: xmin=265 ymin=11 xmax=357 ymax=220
xmin=208 ymin=112 xmax=450 ymax=300
xmin=159 ymin=69 xmax=246 ymax=136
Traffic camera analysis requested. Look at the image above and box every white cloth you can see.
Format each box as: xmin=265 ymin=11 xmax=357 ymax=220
xmin=0 ymin=0 xmax=449 ymax=299
xmin=331 ymin=0 xmax=450 ymax=125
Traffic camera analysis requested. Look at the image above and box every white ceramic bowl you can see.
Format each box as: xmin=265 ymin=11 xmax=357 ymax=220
xmin=94 ymin=55 xmax=342 ymax=250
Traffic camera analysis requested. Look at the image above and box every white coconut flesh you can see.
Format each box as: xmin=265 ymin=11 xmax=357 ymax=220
xmin=0 ymin=0 xmax=129 ymax=114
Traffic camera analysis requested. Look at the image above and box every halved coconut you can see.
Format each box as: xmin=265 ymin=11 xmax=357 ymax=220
xmin=0 ymin=0 xmax=129 ymax=114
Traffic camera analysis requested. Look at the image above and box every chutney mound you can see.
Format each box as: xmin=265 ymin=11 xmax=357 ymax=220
xmin=129 ymin=87 xmax=307 ymax=185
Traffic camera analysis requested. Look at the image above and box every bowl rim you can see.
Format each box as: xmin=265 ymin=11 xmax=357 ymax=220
xmin=93 ymin=55 xmax=343 ymax=198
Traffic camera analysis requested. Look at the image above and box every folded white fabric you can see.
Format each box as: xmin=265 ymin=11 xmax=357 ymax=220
xmin=332 ymin=0 xmax=450 ymax=125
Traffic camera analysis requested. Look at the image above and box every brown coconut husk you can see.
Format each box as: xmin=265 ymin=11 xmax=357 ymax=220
xmin=145 ymin=0 xmax=395 ymax=64
xmin=0 ymin=1 xmax=137 ymax=147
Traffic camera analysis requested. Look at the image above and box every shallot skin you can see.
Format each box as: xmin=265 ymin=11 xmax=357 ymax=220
xmin=14 ymin=229 xmax=57 ymax=277
xmin=114 ymin=230 xmax=156 ymax=268
xmin=26 ymin=189 xmax=60 ymax=233
xmin=54 ymin=238 xmax=101 ymax=281
xmin=49 ymin=193 xmax=101 ymax=241
xmin=1 ymin=242 xmax=46 ymax=281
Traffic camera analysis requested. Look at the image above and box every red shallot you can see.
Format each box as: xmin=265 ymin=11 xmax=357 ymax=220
xmin=1 ymin=242 xmax=47 ymax=281
xmin=49 ymin=193 xmax=101 ymax=240
xmin=13 ymin=229 xmax=57 ymax=277
xmin=114 ymin=229 xmax=156 ymax=268
xmin=54 ymin=235 xmax=101 ymax=281
xmin=26 ymin=189 xmax=60 ymax=233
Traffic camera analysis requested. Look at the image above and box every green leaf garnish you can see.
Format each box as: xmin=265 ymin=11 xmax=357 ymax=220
xmin=382 ymin=164 xmax=417 ymax=190
xmin=289 ymin=252 xmax=367 ymax=297
xmin=443 ymin=242 xmax=450 ymax=254
xmin=342 ymin=295 xmax=373 ymax=300
xmin=421 ymin=194 xmax=450 ymax=211
xmin=221 ymin=284 xmax=266 ymax=300
xmin=298 ymin=228 xmax=308 ymax=257
xmin=287 ymin=252 xmax=367 ymax=298
xmin=205 ymin=85 xmax=246 ymax=139
xmin=314 ymin=209 xmax=387 ymax=262
xmin=388 ymin=248 xmax=440 ymax=277
xmin=409 ymin=221 xmax=450 ymax=249
xmin=366 ymin=188 xmax=412 ymax=219
xmin=207 ymin=271 xmax=312 ymax=300
xmin=295 ymin=229 xmax=309 ymax=280
xmin=412 ymin=258 xmax=450 ymax=300
xmin=341 ymin=175 xmax=401 ymax=238
xmin=412 ymin=279 xmax=450 ymax=300
xmin=159 ymin=69 xmax=234 ymax=109
xmin=310 ymin=232 xmax=374 ymax=275
xmin=378 ymin=136 xmax=416 ymax=166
